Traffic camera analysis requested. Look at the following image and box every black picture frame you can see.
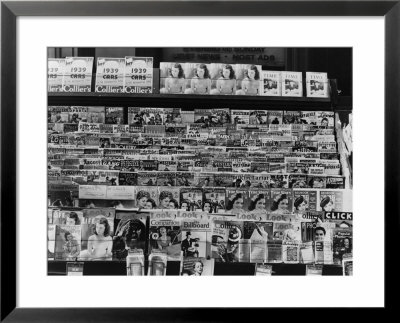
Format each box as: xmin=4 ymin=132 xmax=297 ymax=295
xmin=1 ymin=1 xmax=397 ymax=321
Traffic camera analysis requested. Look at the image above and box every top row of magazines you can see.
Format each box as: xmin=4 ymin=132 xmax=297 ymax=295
xmin=48 ymin=56 xmax=329 ymax=98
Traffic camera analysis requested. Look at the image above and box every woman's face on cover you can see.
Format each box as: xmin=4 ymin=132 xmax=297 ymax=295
xmin=256 ymin=199 xmax=266 ymax=210
xmin=145 ymin=201 xmax=153 ymax=209
xmin=171 ymin=67 xmax=179 ymax=78
xmin=96 ymin=223 xmax=105 ymax=236
xmin=278 ymin=199 xmax=289 ymax=210
xmin=298 ymin=201 xmax=307 ymax=211
xmin=168 ymin=201 xmax=176 ymax=209
xmin=66 ymin=217 xmax=76 ymax=225
xmin=161 ymin=197 xmax=170 ymax=208
xmin=222 ymin=68 xmax=230 ymax=79
xmin=138 ymin=196 xmax=147 ymax=208
xmin=323 ymin=201 xmax=334 ymax=211
xmin=247 ymin=68 xmax=256 ymax=80
xmin=204 ymin=203 xmax=211 ymax=212
xmin=181 ymin=202 xmax=188 ymax=209
xmin=344 ymin=238 xmax=350 ymax=248
xmin=197 ymin=67 xmax=205 ymax=78
xmin=321 ymin=119 xmax=329 ymax=127
xmin=159 ymin=227 xmax=167 ymax=235
xmin=233 ymin=198 xmax=244 ymax=210
xmin=91 ymin=114 xmax=99 ymax=123
xmin=66 ymin=234 xmax=73 ymax=241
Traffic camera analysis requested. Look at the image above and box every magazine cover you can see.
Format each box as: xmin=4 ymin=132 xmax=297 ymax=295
xmin=243 ymin=221 xmax=273 ymax=262
xmin=193 ymin=172 xmax=215 ymax=188
xmin=273 ymin=221 xmax=302 ymax=242
xmin=211 ymin=108 xmax=231 ymax=125
xmin=79 ymin=208 xmax=115 ymax=261
xmin=48 ymin=224 xmax=56 ymax=260
xmin=48 ymin=184 xmax=79 ymax=207
xmin=126 ymin=249 xmax=145 ymax=276
xmin=316 ymin=111 xmax=334 ymax=127
xmin=181 ymin=219 xmax=211 ymax=259
xmin=180 ymin=257 xmax=215 ymax=276
xmin=156 ymin=172 xmax=176 ymax=187
xmin=54 ymin=225 xmax=82 ymax=260
xmin=139 ymin=107 xmax=164 ymax=125
xmin=134 ymin=186 xmax=159 ymax=209
xmin=235 ymin=64 xmax=262 ymax=96
xmin=225 ymin=188 xmax=248 ymax=216
xmin=318 ymin=189 xmax=353 ymax=212
xmin=148 ymin=217 xmax=182 ymax=261
xmin=179 ymin=188 xmax=203 ymax=211
xmin=326 ymin=176 xmax=345 ymax=189
xmin=157 ymin=187 xmax=180 ymax=209
xmin=283 ymin=111 xmax=302 ymax=124
xmin=314 ymin=240 xmax=333 ymax=264
xmin=164 ymin=107 xmax=183 ymax=124
xmin=292 ymin=189 xmax=318 ymax=214
xmin=159 ymin=62 xmax=186 ymax=94
xmin=245 ymin=189 xmax=269 ymax=219
xmin=342 ymin=254 xmax=353 ymax=276
xmin=184 ymin=63 xmax=212 ymax=95
xmin=323 ymin=211 xmax=353 ymax=228
xmin=137 ymin=172 xmax=158 ymax=186
xmin=87 ymin=106 xmax=105 ymax=124
xmin=267 ymin=111 xmax=283 ymax=125
xmin=176 ymin=172 xmax=195 ymax=187
xmin=62 ymin=57 xmax=94 ymax=92
xmin=269 ymin=174 xmax=289 ymax=188
xmin=299 ymin=241 xmax=314 ymax=264
xmin=68 ymin=106 xmax=88 ymax=124
xmin=105 ymin=107 xmax=125 ymax=125
xmin=106 ymin=186 xmax=136 ymax=200
xmin=112 ymin=210 xmax=148 ymax=260
xmin=48 ymin=58 xmax=65 ymax=92
xmin=267 ymin=240 xmax=283 ymax=263
xmin=249 ymin=110 xmax=268 ymax=125
xmin=95 ymin=57 xmax=125 ymax=93
xmin=306 ymin=72 xmax=329 ymax=98
xmin=118 ymin=171 xmax=138 ymax=185
xmin=281 ymin=71 xmax=303 ymax=97
xmin=288 ymin=174 xmax=308 ymax=188
xmin=211 ymin=220 xmax=243 ymax=262
xmin=332 ymin=227 xmax=352 ymax=265
xmin=209 ymin=63 xmax=237 ymax=95
xmin=307 ymin=175 xmax=327 ymax=189
xmin=268 ymin=189 xmax=293 ymax=214
xmin=124 ymin=56 xmax=153 ymax=94
xmin=282 ymin=240 xmax=300 ymax=264
xmin=231 ymin=110 xmax=250 ymax=125
xmin=203 ymin=188 xmax=226 ymax=214
xmin=48 ymin=106 xmax=69 ymax=123
xmin=261 ymin=71 xmax=281 ymax=96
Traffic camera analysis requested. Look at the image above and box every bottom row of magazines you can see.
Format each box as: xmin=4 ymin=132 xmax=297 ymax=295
xmin=63 ymin=253 xmax=353 ymax=276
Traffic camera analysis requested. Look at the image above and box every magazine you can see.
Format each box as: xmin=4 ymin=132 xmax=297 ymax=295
xmin=261 ymin=71 xmax=281 ymax=96
xmin=160 ymin=62 xmax=186 ymax=94
xmin=180 ymin=257 xmax=215 ymax=276
xmin=306 ymin=72 xmax=329 ymax=98
xmin=134 ymin=186 xmax=159 ymax=209
xmin=314 ymin=240 xmax=333 ymax=264
xmin=180 ymin=188 xmax=203 ymax=211
xmin=282 ymin=240 xmax=300 ymax=263
xmin=148 ymin=250 xmax=168 ymax=276
xmin=181 ymin=219 xmax=211 ymax=259
xmin=148 ymin=217 xmax=182 ymax=261
xmin=95 ymin=57 xmax=125 ymax=93
xmin=113 ymin=210 xmax=148 ymax=260
xmin=183 ymin=63 xmax=212 ymax=95
xmin=235 ymin=64 xmax=262 ymax=96
xmin=342 ymin=254 xmax=353 ymax=276
xmin=211 ymin=220 xmax=244 ymax=262
xmin=318 ymin=189 xmax=353 ymax=212
xmin=282 ymin=71 xmax=303 ymax=97
xmin=268 ymin=189 xmax=293 ymax=214
xmin=243 ymin=221 xmax=272 ymax=263
xmin=292 ymin=189 xmax=318 ymax=214
xmin=332 ymin=227 xmax=352 ymax=265
xmin=124 ymin=56 xmax=153 ymax=94
xmin=48 ymin=58 xmax=65 ymax=92
xmin=209 ymin=63 xmax=237 ymax=95
xmin=87 ymin=106 xmax=105 ymax=124
xmin=54 ymin=225 xmax=82 ymax=260
xmin=157 ymin=187 xmax=180 ymax=209
xmin=62 ymin=57 xmax=94 ymax=92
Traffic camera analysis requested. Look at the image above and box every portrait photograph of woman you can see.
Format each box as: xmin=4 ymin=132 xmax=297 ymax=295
xmin=210 ymin=63 xmax=236 ymax=95
xmin=235 ymin=64 xmax=262 ymax=96
xmin=184 ymin=63 xmax=211 ymax=95
xmin=160 ymin=62 xmax=186 ymax=94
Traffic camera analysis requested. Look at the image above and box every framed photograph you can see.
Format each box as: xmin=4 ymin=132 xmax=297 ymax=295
xmin=1 ymin=0 xmax=396 ymax=320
